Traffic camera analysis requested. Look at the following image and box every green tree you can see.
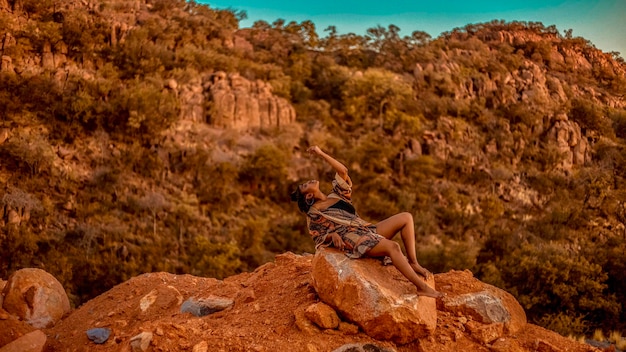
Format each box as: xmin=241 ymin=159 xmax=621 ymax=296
xmin=498 ymin=242 xmax=619 ymax=334
xmin=239 ymin=144 xmax=290 ymax=200
xmin=342 ymin=68 xmax=414 ymax=130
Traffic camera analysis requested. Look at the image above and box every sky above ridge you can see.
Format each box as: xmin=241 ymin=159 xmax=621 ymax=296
xmin=196 ymin=0 xmax=626 ymax=58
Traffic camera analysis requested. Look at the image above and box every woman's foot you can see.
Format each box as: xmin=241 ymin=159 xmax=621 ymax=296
xmin=409 ymin=262 xmax=432 ymax=279
xmin=414 ymin=284 xmax=445 ymax=299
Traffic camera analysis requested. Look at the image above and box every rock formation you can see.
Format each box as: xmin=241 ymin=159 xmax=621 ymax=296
xmin=162 ymin=72 xmax=296 ymax=130
xmin=545 ymin=113 xmax=592 ymax=171
xmin=0 ymin=254 xmax=600 ymax=352
xmin=205 ymin=72 xmax=296 ymax=129
xmin=311 ymin=248 xmax=437 ymax=344
xmin=1 ymin=268 xmax=70 ymax=329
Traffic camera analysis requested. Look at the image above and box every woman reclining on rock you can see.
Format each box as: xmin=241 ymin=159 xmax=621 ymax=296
xmin=291 ymin=146 xmax=443 ymax=299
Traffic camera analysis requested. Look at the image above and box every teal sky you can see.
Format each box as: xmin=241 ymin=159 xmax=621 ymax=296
xmin=196 ymin=0 xmax=626 ymax=58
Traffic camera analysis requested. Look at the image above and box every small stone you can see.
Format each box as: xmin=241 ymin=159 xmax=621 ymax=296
xmin=130 ymin=332 xmax=153 ymax=352
xmin=139 ymin=290 xmax=158 ymax=312
xmin=155 ymin=327 xmax=164 ymax=336
xmin=304 ymin=303 xmax=340 ymax=329
xmin=86 ymin=327 xmax=111 ymax=344
xmin=180 ymin=296 xmax=233 ymax=317
xmin=294 ymin=307 xmax=320 ymax=335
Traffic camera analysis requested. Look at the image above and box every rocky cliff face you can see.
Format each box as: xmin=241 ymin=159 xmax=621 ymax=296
xmin=0 ymin=253 xmax=601 ymax=352
xmin=414 ymin=54 xmax=623 ymax=111
xmin=172 ymin=72 xmax=296 ymax=129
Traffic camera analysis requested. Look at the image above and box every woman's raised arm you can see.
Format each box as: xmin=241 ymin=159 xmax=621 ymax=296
xmin=307 ymin=146 xmax=348 ymax=180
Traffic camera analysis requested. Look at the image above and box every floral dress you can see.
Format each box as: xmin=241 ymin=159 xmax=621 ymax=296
xmin=307 ymin=173 xmax=384 ymax=258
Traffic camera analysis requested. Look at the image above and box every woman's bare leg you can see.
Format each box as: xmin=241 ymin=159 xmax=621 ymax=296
xmin=375 ymin=212 xmax=431 ymax=278
xmin=368 ymin=239 xmax=442 ymax=298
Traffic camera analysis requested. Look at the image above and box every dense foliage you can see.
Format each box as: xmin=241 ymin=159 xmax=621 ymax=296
xmin=1 ymin=0 xmax=625 ymax=337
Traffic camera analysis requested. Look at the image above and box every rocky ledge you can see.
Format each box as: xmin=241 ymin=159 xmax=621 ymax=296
xmin=0 ymin=250 xmax=599 ymax=352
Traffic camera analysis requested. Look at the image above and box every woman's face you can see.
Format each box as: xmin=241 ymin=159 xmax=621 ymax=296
xmin=299 ymin=180 xmax=319 ymax=195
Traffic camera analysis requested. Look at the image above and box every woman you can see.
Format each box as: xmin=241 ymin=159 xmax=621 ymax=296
xmin=291 ymin=146 xmax=443 ymax=298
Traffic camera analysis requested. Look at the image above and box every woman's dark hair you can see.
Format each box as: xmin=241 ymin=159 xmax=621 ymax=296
xmin=290 ymin=187 xmax=311 ymax=213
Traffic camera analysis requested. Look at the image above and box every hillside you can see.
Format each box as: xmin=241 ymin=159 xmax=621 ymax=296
xmin=1 ymin=0 xmax=626 ymax=339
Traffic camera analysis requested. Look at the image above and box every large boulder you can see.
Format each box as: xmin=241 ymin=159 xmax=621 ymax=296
xmin=2 ymin=268 xmax=71 ymax=329
xmin=435 ymin=270 xmax=527 ymax=335
xmin=311 ymin=248 xmax=437 ymax=344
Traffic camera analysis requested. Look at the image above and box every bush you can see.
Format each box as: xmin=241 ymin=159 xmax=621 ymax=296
xmin=611 ymin=109 xmax=626 ymax=140
xmin=239 ymin=144 xmax=290 ymax=200
xmin=105 ymin=78 xmax=179 ymax=139
xmin=498 ymin=242 xmax=620 ymax=331
xmin=569 ymin=98 xmax=613 ymax=136
xmin=2 ymin=134 xmax=56 ymax=176
xmin=188 ymin=236 xmax=242 ymax=278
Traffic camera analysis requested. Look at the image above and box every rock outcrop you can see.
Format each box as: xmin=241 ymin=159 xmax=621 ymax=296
xmin=2 ymin=268 xmax=70 ymax=329
xmin=311 ymin=248 xmax=438 ymax=344
xmin=546 ymin=113 xmax=592 ymax=171
xmin=170 ymin=72 xmax=296 ymax=130
xmin=206 ymin=72 xmax=296 ymax=129
xmin=0 ymin=256 xmax=599 ymax=352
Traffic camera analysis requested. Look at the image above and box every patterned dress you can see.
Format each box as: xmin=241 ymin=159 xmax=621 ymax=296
xmin=307 ymin=173 xmax=384 ymax=258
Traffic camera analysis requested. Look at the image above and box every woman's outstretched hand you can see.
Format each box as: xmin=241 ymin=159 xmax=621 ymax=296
xmin=307 ymin=145 xmax=322 ymax=156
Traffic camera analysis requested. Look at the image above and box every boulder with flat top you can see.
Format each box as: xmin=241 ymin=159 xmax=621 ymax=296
xmin=311 ymin=247 xmax=437 ymax=344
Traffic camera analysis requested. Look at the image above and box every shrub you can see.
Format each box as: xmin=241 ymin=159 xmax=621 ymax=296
xmin=106 ymin=78 xmax=179 ymax=139
xmin=498 ymin=242 xmax=620 ymax=331
xmin=611 ymin=109 xmax=626 ymax=140
xmin=239 ymin=144 xmax=290 ymax=200
xmin=536 ymin=313 xmax=588 ymax=336
xmin=2 ymin=134 xmax=56 ymax=176
xmin=341 ymin=68 xmax=414 ymax=127
xmin=569 ymin=98 xmax=613 ymax=136
xmin=188 ymin=236 xmax=242 ymax=278
xmin=416 ymin=237 xmax=480 ymax=273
